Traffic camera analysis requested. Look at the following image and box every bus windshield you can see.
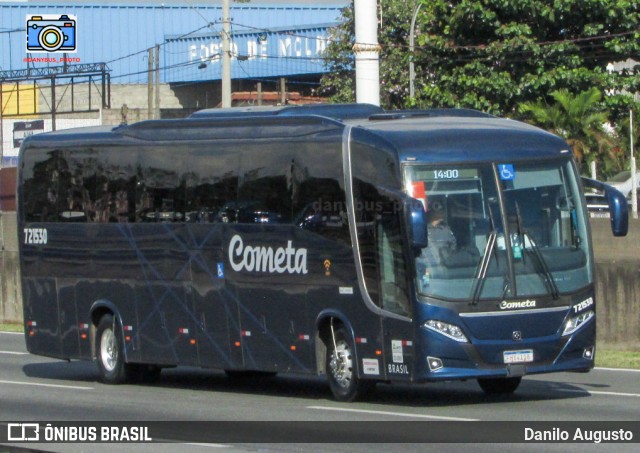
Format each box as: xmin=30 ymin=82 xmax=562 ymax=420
xmin=405 ymin=159 xmax=591 ymax=301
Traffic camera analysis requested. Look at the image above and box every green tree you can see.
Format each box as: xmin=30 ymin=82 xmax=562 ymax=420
xmin=319 ymin=1 xmax=416 ymax=108
xmin=318 ymin=5 xmax=356 ymax=103
xmin=519 ymin=88 xmax=612 ymax=173
xmin=320 ymin=0 xmax=640 ymax=115
xmin=609 ymin=103 xmax=640 ymax=176
xmin=319 ymin=0 xmax=640 ymax=174
xmin=417 ymin=0 xmax=640 ymax=115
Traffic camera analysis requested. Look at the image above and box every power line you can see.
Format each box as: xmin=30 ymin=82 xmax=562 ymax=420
xmin=6 ymin=16 xmax=631 ymax=85
xmin=105 ymin=22 xmax=219 ymax=66
xmin=0 ymin=28 xmax=23 ymax=35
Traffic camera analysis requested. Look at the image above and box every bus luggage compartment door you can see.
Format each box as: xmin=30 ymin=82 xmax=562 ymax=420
xmin=23 ymin=277 xmax=62 ymax=358
xmin=135 ymin=282 xmax=198 ymax=367
xmin=235 ymin=285 xmax=313 ymax=373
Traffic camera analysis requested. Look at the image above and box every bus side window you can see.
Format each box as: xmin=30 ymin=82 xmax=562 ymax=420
xmin=237 ymin=144 xmax=292 ymax=224
xmin=136 ymin=146 xmax=186 ymax=223
xmin=22 ymin=149 xmax=61 ymax=222
xmin=352 ymin=180 xmax=411 ymax=317
xmin=186 ymin=145 xmax=240 ymax=223
xmin=350 ymin=141 xmax=411 ymax=317
xmin=291 ymin=143 xmax=351 ymax=245
xmin=88 ymin=147 xmax=138 ymax=223
xmin=57 ymin=150 xmax=101 ymax=223
xmin=376 ymin=204 xmax=411 ymax=317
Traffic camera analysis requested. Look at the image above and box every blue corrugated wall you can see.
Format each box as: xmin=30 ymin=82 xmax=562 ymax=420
xmin=0 ymin=3 xmax=346 ymax=83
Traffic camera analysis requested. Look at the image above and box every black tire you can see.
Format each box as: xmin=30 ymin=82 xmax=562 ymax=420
xmin=326 ymin=327 xmax=375 ymax=402
xmin=95 ymin=314 xmax=133 ymax=384
xmin=477 ymin=376 xmax=522 ymax=395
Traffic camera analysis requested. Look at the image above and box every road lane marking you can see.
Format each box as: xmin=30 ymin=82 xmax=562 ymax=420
xmin=307 ymin=405 xmax=477 ymax=421
xmin=184 ymin=443 xmax=230 ymax=448
xmin=0 ymin=351 xmax=28 ymax=355
xmin=0 ymin=331 xmax=23 ymax=335
xmin=0 ymin=379 xmax=94 ymax=390
xmin=559 ymin=389 xmax=640 ymax=398
xmin=595 ymin=367 xmax=640 ymax=373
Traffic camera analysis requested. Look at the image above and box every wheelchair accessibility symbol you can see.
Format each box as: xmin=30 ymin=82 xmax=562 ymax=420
xmin=499 ymin=164 xmax=515 ymax=181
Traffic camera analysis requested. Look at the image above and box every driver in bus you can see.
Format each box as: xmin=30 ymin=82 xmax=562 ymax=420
xmin=417 ymin=209 xmax=457 ymax=289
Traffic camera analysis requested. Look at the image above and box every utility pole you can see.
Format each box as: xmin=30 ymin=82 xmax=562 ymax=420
xmin=631 ymin=109 xmax=638 ymax=219
xmin=221 ymin=0 xmax=231 ymax=108
xmin=51 ymin=77 xmax=56 ymax=131
xmin=147 ymin=47 xmax=154 ymax=120
xmin=0 ymin=83 xmax=4 ymax=171
xmin=353 ymin=0 xmax=381 ymax=106
xmin=154 ymin=44 xmax=160 ymax=119
xmin=0 ymin=83 xmax=3 ymax=251
xmin=409 ymin=2 xmax=422 ymax=99
xmin=279 ymin=78 xmax=286 ymax=104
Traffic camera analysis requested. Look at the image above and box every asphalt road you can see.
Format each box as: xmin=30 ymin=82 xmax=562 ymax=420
xmin=0 ymin=331 xmax=638 ymax=452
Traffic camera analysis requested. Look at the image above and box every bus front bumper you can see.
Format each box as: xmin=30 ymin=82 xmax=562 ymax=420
xmin=413 ymin=318 xmax=595 ymax=382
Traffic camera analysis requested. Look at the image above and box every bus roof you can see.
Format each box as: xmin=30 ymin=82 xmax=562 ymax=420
xmin=189 ymin=103 xmax=384 ymax=120
xmin=22 ymin=106 xmax=570 ymax=162
xmin=350 ymin=113 xmax=571 ymax=162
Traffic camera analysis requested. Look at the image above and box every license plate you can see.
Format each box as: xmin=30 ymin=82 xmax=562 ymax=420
xmin=503 ymin=349 xmax=534 ymax=364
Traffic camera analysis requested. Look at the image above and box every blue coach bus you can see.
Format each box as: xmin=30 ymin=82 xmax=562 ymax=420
xmin=18 ymin=104 xmax=628 ymax=401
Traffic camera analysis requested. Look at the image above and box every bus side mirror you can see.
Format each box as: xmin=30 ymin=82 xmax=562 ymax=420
xmin=582 ymin=177 xmax=628 ymax=237
xmin=406 ymin=198 xmax=428 ymax=249
xmin=606 ymin=187 xmax=628 ymax=236
xmin=378 ymin=186 xmax=428 ymax=248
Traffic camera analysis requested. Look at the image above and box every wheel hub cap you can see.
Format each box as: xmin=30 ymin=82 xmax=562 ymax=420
xmin=329 ymin=341 xmax=353 ymax=388
xmin=100 ymin=328 xmax=117 ymax=372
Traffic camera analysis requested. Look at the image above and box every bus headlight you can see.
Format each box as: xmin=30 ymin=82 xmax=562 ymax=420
xmin=562 ymin=310 xmax=594 ymax=336
xmin=424 ymin=320 xmax=469 ymax=343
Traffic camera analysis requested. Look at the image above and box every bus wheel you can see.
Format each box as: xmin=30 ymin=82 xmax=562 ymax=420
xmin=477 ymin=377 xmax=521 ymax=395
xmin=326 ymin=327 xmax=374 ymax=402
xmin=95 ymin=314 xmax=130 ymax=384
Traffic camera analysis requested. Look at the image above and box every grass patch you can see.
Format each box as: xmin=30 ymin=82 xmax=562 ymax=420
xmin=0 ymin=323 xmax=22 ymax=333
xmin=596 ymin=348 xmax=640 ymax=369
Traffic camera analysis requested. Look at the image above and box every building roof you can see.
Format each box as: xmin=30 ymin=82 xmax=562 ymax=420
xmin=0 ymin=2 xmax=347 ymax=83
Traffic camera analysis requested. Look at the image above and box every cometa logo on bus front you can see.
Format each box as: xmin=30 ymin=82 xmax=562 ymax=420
xmin=500 ymin=299 xmax=537 ymax=310
xmin=228 ymin=234 xmax=308 ymax=274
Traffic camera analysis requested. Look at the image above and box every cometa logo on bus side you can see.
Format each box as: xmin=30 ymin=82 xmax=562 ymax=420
xmin=228 ymin=234 xmax=308 ymax=274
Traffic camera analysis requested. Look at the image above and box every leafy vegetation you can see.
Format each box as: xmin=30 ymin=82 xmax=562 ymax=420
xmin=319 ymin=0 xmax=640 ymax=178
xmin=519 ymin=88 xmax=612 ymax=172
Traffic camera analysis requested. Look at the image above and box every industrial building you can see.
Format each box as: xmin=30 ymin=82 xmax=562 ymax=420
xmin=0 ymin=1 xmax=349 ymax=166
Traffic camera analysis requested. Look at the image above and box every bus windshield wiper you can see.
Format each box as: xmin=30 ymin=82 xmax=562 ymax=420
xmin=470 ymin=205 xmax=500 ymax=305
xmin=515 ymin=203 xmax=560 ymax=300
xmin=470 ymin=230 xmax=497 ymax=305
xmin=469 ymin=206 xmax=499 ymax=305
